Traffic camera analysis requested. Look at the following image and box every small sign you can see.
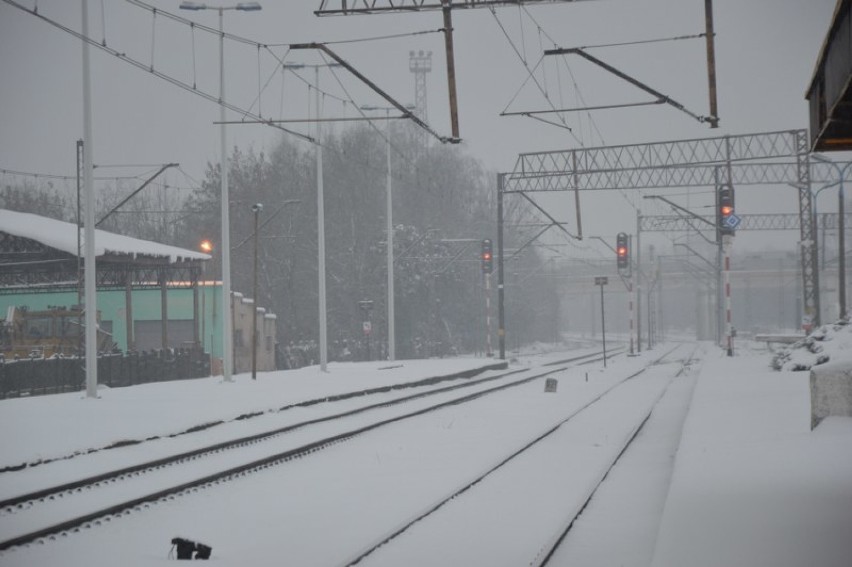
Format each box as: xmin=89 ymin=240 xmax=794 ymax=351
xmin=723 ymin=214 xmax=741 ymax=229
xmin=544 ymin=378 xmax=558 ymax=393
xmin=362 ymin=321 xmax=372 ymax=335
xmin=594 ymin=276 xmax=608 ymax=285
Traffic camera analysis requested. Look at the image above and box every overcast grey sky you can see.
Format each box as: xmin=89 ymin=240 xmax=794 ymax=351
xmin=0 ymin=0 xmax=840 ymax=254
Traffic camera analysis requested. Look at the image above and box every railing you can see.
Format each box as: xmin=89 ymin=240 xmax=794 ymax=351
xmin=0 ymin=348 xmax=211 ymax=399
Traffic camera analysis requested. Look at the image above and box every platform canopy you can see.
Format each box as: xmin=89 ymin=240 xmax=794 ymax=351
xmin=807 ymin=0 xmax=852 ymax=151
xmin=0 ymin=209 xmax=210 ymax=293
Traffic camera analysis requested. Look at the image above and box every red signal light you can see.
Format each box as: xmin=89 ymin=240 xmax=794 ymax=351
xmin=481 ymin=239 xmax=493 ymax=274
xmin=616 ymin=232 xmax=629 ymax=271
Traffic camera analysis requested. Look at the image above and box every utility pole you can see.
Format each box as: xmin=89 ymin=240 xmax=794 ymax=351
xmin=595 ymin=276 xmax=608 ymax=367
xmin=81 ymin=0 xmax=98 ymax=399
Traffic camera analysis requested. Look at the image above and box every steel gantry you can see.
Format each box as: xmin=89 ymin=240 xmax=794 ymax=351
xmin=498 ymin=129 xmax=852 ymax=357
xmin=640 ymin=213 xmax=852 ymax=233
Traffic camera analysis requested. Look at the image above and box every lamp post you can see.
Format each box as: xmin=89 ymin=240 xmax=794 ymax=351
xmin=360 ymin=105 xmax=412 ymax=361
xmin=179 ymin=1 xmax=262 ymax=381
xmin=251 ymin=203 xmax=263 ymax=379
xmin=811 ymin=154 xmax=850 ymax=319
xmin=282 ymin=62 xmax=341 ymax=372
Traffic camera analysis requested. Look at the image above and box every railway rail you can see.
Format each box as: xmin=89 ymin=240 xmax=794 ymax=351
xmin=0 ymin=349 xmax=617 ymax=552
xmin=340 ymin=343 xmax=698 ymax=566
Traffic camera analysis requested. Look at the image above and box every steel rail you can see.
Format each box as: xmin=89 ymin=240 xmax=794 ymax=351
xmin=0 ymin=351 xmax=613 ymax=551
xmin=341 ymin=343 xmax=687 ymax=566
xmin=532 ymin=344 xmax=700 ymax=566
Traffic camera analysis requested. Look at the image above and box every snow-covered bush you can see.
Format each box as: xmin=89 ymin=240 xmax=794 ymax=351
xmin=771 ymin=319 xmax=850 ymax=371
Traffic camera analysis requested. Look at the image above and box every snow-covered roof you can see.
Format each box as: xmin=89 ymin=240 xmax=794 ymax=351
xmin=0 ymin=209 xmax=210 ymax=263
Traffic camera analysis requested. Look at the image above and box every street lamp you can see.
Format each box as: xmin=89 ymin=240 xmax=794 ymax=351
xmin=811 ymin=153 xmax=850 ymax=318
xmin=360 ymin=104 xmax=413 ymax=361
xmin=251 ymin=202 xmax=263 ymax=380
xmin=179 ymin=1 xmax=262 ymax=381
xmin=281 ymin=62 xmax=341 ymax=372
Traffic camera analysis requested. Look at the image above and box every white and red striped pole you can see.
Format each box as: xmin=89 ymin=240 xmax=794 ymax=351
xmin=724 ymin=235 xmax=733 ymax=356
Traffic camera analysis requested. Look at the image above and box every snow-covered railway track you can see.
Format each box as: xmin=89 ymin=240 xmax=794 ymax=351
xmin=342 ymin=344 xmax=697 ymax=567
xmin=530 ymin=343 xmax=701 ymax=567
xmin=0 ymin=352 xmax=611 ymax=552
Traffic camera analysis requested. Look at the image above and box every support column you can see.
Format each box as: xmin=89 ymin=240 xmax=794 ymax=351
xmin=125 ymin=272 xmax=134 ymax=352
xmin=497 ymin=174 xmax=506 ymax=360
xmin=160 ymin=269 xmax=169 ymax=351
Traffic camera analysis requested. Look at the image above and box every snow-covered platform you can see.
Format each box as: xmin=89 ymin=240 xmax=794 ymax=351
xmin=651 ymin=347 xmax=852 ymax=567
xmin=0 ymin=357 xmax=507 ymax=471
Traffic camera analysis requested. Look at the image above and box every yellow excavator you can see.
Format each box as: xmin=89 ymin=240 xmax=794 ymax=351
xmin=0 ymin=305 xmax=114 ymax=360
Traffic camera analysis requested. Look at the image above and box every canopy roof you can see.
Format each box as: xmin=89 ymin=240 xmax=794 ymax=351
xmin=0 ymin=209 xmax=210 ymax=263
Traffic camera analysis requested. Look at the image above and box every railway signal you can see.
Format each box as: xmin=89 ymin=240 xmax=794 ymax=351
xmin=718 ymin=184 xmax=737 ymax=235
xmin=616 ymin=232 xmax=629 ymax=271
xmin=481 ymin=238 xmax=493 ymax=274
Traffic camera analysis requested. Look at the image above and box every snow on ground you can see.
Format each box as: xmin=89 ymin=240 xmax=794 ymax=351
xmin=651 ymin=349 xmax=852 ymax=567
xmin=0 ymin=357 xmax=506 ymax=470
xmin=0 ymin=341 xmax=851 ymax=566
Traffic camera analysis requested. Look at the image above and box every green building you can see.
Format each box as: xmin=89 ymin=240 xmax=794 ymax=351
xmin=1 ymin=209 xmax=278 ymax=373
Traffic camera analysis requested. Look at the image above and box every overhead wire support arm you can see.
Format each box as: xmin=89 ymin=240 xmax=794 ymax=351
xmin=96 ymin=163 xmax=178 ymax=227
xmin=642 ymin=195 xmax=715 ymax=228
xmin=510 ymin=224 xmax=556 ymax=259
xmin=501 ymin=100 xmax=664 ymax=117
xmin=289 ymin=42 xmax=456 ymax=144
xmin=543 ymin=47 xmax=711 ymax=125
xmin=519 ymin=192 xmax=580 ymax=239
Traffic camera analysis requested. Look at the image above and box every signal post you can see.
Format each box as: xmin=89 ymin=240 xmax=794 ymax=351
xmin=616 ymin=232 xmax=635 ymax=355
xmin=717 ymin=184 xmax=738 ymax=356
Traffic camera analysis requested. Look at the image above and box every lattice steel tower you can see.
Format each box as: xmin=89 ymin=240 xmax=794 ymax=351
xmin=409 ymin=50 xmax=432 ymax=124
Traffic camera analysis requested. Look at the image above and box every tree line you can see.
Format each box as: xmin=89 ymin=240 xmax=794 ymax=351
xmin=1 ymin=122 xmax=561 ymax=361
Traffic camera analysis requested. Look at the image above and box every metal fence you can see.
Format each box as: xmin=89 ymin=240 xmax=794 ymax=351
xmin=0 ymin=348 xmax=211 ymax=399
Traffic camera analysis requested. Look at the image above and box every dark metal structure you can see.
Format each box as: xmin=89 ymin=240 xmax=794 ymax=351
xmin=497 ymin=130 xmax=846 ymax=357
xmin=641 ymin=212 xmax=852 ymax=232
xmin=0 ymin=223 xmax=207 ymax=352
xmin=807 ymin=0 xmax=852 ymax=151
xmin=0 ymin=232 xmax=202 ymax=292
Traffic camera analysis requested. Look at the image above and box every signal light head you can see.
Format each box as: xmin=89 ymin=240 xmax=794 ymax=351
xmin=718 ymin=184 xmax=736 ymax=235
xmin=480 ymin=238 xmax=493 ymax=274
xmin=616 ymin=232 xmax=630 ymax=271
